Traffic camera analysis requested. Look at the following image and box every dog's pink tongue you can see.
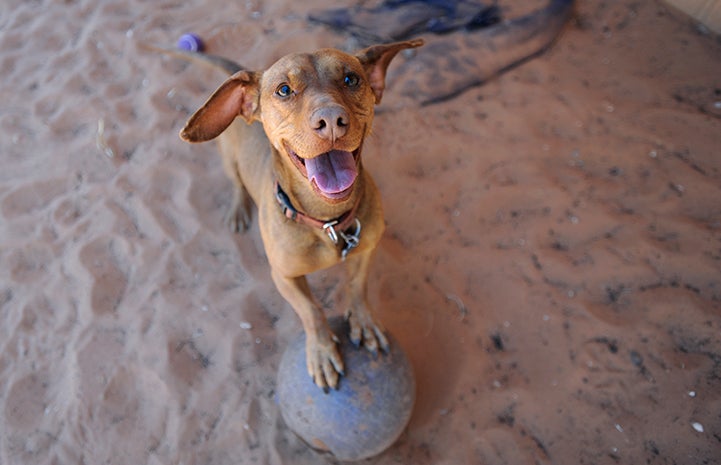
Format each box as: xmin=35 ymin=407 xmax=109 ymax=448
xmin=306 ymin=150 xmax=357 ymax=195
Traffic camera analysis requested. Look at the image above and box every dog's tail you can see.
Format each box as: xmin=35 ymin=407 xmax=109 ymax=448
xmin=139 ymin=43 xmax=243 ymax=75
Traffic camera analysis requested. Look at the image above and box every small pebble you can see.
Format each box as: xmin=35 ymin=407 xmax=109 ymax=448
xmin=688 ymin=391 xmax=696 ymax=397
xmin=629 ymin=350 xmax=643 ymax=367
xmin=177 ymin=33 xmax=204 ymax=52
xmin=691 ymin=422 xmax=704 ymax=433
xmin=695 ymin=23 xmax=710 ymax=35
xmin=239 ymin=321 xmax=253 ymax=330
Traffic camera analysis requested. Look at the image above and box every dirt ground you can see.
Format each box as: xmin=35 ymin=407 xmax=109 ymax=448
xmin=1 ymin=0 xmax=720 ymax=464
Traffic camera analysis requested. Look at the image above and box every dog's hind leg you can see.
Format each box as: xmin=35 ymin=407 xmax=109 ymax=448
xmin=216 ymin=129 xmax=252 ymax=233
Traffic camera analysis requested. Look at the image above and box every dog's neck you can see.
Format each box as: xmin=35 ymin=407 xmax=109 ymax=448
xmin=271 ymin=147 xmax=364 ymax=222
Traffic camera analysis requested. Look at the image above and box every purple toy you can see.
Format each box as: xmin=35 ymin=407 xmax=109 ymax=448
xmin=177 ymin=33 xmax=204 ymax=52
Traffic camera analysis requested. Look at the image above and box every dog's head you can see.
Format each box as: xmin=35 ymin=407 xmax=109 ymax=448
xmin=181 ymin=40 xmax=423 ymax=202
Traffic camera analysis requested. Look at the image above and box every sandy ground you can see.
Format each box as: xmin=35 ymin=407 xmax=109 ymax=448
xmin=1 ymin=0 xmax=721 ymax=464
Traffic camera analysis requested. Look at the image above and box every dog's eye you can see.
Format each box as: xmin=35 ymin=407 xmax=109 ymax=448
xmin=344 ymin=73 xmax=360 ymax=88
xmin=275 ymin=84 xmax=293 ymax=98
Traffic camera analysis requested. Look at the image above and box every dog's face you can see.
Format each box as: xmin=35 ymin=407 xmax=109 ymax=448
xmin=180 ymin=40 xmax=423 ymax=203
xmin=259 ymin=50 xmax=376 ymax=202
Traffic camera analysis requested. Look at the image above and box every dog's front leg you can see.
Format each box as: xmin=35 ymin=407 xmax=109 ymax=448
xmin=271 ymin=269 xmax=344 ymax=389
xmin=344 ymin=249 xmax=389 ymax=354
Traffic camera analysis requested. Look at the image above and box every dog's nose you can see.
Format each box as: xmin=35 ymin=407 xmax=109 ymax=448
xmin=310 ymin=106 xmax=349 ymax=141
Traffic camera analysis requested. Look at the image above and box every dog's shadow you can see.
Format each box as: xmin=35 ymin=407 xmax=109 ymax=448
xmin=370 ymin=234 xmax=467 ymax=429
xmin=306 ymin=231 xmax=465 ymax=431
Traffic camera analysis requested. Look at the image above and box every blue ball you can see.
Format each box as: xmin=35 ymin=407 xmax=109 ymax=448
xmin=177 ymin=33 xmax=204 ymax=52
xmin=277 ymin=317 xmax=415 ymax=461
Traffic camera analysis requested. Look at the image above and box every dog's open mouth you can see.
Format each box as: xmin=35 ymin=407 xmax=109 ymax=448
xmin=286 ymin=144 xmax=361 ymax=201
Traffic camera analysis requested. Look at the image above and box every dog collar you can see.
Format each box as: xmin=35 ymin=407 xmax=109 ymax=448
xmin=274 ymin=181 xmax=362 ymax=257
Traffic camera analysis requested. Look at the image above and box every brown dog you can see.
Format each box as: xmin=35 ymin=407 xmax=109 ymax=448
xmin=180 ymin=39 xmax=423 ymax=389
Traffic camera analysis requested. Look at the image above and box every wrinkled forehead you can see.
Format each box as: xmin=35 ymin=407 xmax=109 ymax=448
xmin=262 ymin=49 xmax=364 ymax=85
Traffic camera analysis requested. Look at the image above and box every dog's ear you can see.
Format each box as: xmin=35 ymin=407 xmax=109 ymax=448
xmin=356 ymin=39 xmax=424 ymax=104
xmin=180 ymin=70 xmax=260 ymax=143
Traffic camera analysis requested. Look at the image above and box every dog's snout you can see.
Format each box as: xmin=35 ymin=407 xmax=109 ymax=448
xmin=310 ymin=106 xmax=349 ymax=141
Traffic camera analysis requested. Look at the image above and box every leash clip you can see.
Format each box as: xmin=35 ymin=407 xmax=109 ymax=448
xmin=340 ymin=219 xmax=362 ymax=261
xmin=323 ymin=220 xmax=339 ymax=244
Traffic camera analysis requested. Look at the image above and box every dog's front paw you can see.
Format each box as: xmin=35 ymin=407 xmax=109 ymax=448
xmin=346 ymin=310 xmax=390 ymax=355
xmin=306 ymin=333 xmax=345 ymax=391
